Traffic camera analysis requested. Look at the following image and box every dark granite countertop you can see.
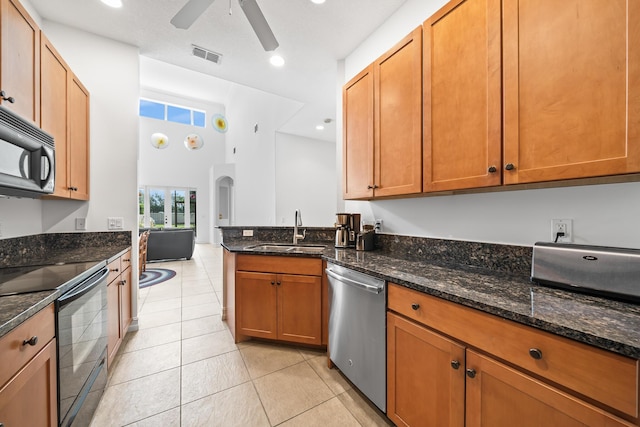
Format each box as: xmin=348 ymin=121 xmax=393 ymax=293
xmin=0 ymin=234 xmax=131 ymax=339
xmin=223 ymin=239 xmax=640 ymax=359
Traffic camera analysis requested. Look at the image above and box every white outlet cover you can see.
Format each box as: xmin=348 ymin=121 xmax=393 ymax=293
xmin=551 ymin=219 xmax=573 ymax=243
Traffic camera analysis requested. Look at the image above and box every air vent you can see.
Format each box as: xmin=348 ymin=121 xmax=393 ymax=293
xmin=192 ymin=45 xmax=222 ymax=64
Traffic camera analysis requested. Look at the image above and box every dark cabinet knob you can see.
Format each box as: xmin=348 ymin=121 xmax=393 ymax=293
xmin=110 ymin=268 xmax=119 ymax=273
xmin=367 ymin=185 xmax=379 ymax=189
xmin=529 ymin=348 xmax=543 ymax=360
xmin=123 ymin=258 xmax=130 ymax=262
xmin=505 ymin=163 xmax=515 ymax=171
xmin=270 ymin=281 xmax=275 ymax=285
xmin=120 ymin=279 xmax=127 ymax=286
xmin=0 ymin=90 xmax=15 ymax=103
xmin=488 ymin=166 xmax=497 ymax=173
xmin=451 ymin=360 xmax=460 ymax=370
xmin=22 ymin=336 xmax=38 ymax=346
xmin=411 ymin=303 xmax=420 ymax=311
xmin=466 ymin=368 xmax=476 ymax=378
xmin=276 ymin=281 xmax=281 ymax=286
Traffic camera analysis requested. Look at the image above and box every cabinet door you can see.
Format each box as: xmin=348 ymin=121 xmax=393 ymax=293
xmin=465 ymin=350 xmax=634 ymax=427
xmin=107 ymin=280 xmax=121 ymax=368
xmin=0 ymin=338 xmax=57 ymax=427
xmin=68 ymin=76 xmax=90 ymax=200
xmin=423 ymin=0 xmax=502 ymax=192
xmin=387 ymin=312 xmax=465 ymax=427
xmin=120 ymin=267 xmax=132 ymax=338
xmin=343 ymin=65 xmax=374 ymax=200
xmin=277 ymin=274 xmax=322 ymax=345
xmin=503 ymin=0 xmax=640 ymax=184
xmin=0 ymin=0 xmax=39 ymax=123
xmin=40 ymin=34 xmax=71 ymax=198
xmin=236 ymin=271 xmax=278 ymax=340
xmin=374 ymin=27 xmax=423 ymax=197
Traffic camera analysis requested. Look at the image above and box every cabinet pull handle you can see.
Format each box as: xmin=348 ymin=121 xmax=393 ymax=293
xmin=22 ymin=336 xmax=38 ymax=346
xmin=529 ymin=348 xmax=543 ymax=360
xmin=123 ymin=258 xmax=130 ymax=262
xmin=120 ymin=280 xmax=127 ymax=286
xmin=367 ymin=184 xmax=379 ymax=189
xmin=271 ymin=281 xmax=275 ymax=285
xmin=505 ymin=163 xmax=516 ymax=171
xmin=466 ymin=368 xmax=476 ymax=378
xmin=276 ymin=281 xmax=281 ymax=286
xmin=451 ymin=360 xmax=460 ymax=370
xmin=110 ymin=268 xmax=119 ymax=272
xmin=0 ymin=90 xmax=15 ymax=103
xmin=488 ymin=166 xmax=497 ymax=173
xmin=411 ymin=303 xmax=420 ymax=311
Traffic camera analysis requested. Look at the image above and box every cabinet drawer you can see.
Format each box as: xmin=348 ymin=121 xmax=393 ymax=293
xmin=237 ymin=255 xmax=322 ymax=276
xmin=0 ymin=304 xmax=55 ymax=388
xmin=388 ymin=283 xmax=639 ymax=417
xmin=107 ymin=257 xmax=120 ymax=285
xmin=120 ymin=249 xmax=132 ymax=272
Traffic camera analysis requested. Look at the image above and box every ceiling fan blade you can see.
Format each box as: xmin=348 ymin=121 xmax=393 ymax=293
xmin=171 ymin=0 xmax=216 ymax=29
xmin=238 ymin=0 xmax=279 ymax=51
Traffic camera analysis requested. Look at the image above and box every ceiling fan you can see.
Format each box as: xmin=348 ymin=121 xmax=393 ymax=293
xmin=170 ymin=0 xmax=279 ymax=51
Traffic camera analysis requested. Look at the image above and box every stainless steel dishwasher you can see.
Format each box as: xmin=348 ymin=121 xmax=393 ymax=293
xmin=326 ymin=263 xmax=386 ymax=412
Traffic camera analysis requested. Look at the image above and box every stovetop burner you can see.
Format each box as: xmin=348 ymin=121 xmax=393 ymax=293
xmin=0 ymin=261 xmax=104 ymax=297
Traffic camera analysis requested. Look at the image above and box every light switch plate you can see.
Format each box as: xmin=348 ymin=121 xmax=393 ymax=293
xmin=108 ymin=217 xmax=124 ymax=230
xmin=243 ymin=229 xmax=254 ymax=237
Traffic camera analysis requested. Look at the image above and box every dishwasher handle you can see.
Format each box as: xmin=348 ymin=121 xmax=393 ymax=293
xmin=325 ymin=268 xmax=384 ymax=294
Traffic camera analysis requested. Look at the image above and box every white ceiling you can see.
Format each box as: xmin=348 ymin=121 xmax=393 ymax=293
xmin=28 ymin=0 xmax=408 ymax=142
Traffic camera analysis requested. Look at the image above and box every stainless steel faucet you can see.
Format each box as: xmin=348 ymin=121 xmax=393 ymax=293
xmin=293 ymin=209 xmax=306 ymax=244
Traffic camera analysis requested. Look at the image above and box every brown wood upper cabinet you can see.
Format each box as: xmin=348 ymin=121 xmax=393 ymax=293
xmin=41 ymin=33 xmax=90 ymax=200
xmin=502 ymin=0 xmax=640 ymax=184
xmin=0 ymin=0 xmax=40 ymax=124
xmin=423 ymin=0 xmax=502 ymax=192
xmin=343 ymin=27 xmax=422 ymax=200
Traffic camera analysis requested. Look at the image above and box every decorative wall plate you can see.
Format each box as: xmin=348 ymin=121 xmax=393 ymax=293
xmin=184 ymin=133 xmax=203 ymax=150
xmin=151 ymin=132 xmax=169 ymax=149
xmin=212 ymin=114 xmax=228 ymax=133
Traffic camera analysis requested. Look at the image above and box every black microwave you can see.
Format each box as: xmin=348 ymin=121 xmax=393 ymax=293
xmin=0 ymin=105 xmax=55 ymax=198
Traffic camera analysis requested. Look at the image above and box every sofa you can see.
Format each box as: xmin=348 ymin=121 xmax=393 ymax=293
xmin=140 ymin=228 xmax=195 ymax=261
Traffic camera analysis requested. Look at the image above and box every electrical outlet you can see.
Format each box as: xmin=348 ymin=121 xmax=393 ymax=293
xmin=108 ymin=217 xmax=124 ymax=230
xmin=75 ymin=217 xmax=87 ymax=230
xmin=243 ymin=229 xmax=254 ymax=237
xmin=374 ymin=219 xmax=383 ymax=232
xmin=551 ymin=219 xmax=573 ymax=243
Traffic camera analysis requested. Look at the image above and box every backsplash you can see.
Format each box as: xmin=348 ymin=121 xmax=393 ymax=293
xmin=219 ymin=226 xmax=532 ymax=278
xmin=0 ymin=232 xmax=131 ymax=268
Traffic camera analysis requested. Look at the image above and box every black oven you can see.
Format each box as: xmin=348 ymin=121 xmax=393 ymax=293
xmin=56 ymin=265 xmax=109 ymax=427
xmin=0 ymin=104 xmax=55 ymax=198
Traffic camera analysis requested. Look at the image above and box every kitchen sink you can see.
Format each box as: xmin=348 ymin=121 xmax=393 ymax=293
xmin=243 ymin=243 xmax=327 ymax=254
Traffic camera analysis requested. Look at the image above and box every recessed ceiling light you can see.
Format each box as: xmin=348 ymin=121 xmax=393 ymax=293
xmin=270 ymin=54 xmax=285 ymax=67
xmin=316 ymin=125 xmax=325 ymax=130
xmin=101 ymin=0 xmax=123 ymax=8
xmin=311 ymin=0 xmax=326 ymax=4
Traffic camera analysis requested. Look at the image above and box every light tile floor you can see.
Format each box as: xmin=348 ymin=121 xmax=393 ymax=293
xmin=90 ymin=244 xmax=392 ymax=427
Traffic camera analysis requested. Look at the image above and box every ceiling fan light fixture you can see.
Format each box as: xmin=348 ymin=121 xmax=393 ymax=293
xmin=270 ymin=54 xmax=285 ymax=67
xmin=100 ymin=0 xmax=123 ymax=8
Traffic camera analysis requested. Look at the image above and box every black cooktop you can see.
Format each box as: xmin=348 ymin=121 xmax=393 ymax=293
xmin=0 ymin=261 xmax=104 ymax=297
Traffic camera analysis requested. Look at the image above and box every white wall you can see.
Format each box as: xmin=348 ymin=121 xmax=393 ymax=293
xmin=342 ymin=0 xmax=640 ymax=249
xmin=224 ymin=84 xmax=303 ymax=225
xmin=138 ymin=89 xmax=226 ymax=243
xmin=275 ymin=132 xmax=337 ymax=227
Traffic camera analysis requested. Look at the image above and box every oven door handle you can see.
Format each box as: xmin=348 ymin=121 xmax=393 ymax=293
xmin=58 ymin=267 xmax=109 ymax=308
xmin=325 ymin=268 xmax=383 ymax=294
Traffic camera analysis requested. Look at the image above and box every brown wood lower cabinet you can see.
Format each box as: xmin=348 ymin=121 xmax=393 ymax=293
xmin=387 ymin=284 xmax=638 ymax=427
xmin=233 ymin=254 xmax=323 ymax=346
xmin=107 ymin=248 xmax=132 ymax=367
xmin=0 ymin=304 xmax=57 ymax=427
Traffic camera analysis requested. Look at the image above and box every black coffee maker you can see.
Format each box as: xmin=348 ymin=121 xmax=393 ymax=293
xmin=335 ymin=213 xmax=361 ymax=248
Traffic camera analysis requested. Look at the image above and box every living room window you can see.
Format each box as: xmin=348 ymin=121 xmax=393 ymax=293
xmin=139 ymin=186 xmax=197 ymax=235
xmin=139 ymin=98 xmax=206 ymax=128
